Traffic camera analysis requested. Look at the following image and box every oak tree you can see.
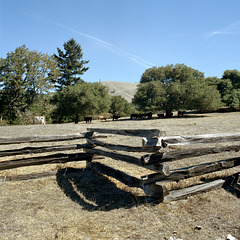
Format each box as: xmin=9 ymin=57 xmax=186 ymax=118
xmin=0 ymin=45 xmax=58 ymax=123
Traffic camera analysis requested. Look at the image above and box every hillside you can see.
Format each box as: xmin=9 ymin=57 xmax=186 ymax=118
xmin=100 ymin=81 xmax=138 ymax=103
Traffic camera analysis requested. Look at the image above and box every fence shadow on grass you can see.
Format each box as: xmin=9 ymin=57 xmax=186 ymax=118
xmin=224 ymin=185 xmax=240 ymax=199
xmin=223 ymin=173 xmax=240 ymax=199
xmin=56 ymin=167 xmax=158 ymax=211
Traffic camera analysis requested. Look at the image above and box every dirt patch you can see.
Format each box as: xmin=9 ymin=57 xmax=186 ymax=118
xmin=0 ymin=112 xmax=240 ymax=240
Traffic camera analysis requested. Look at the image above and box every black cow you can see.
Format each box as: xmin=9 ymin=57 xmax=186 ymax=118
xmin=130 ymin=113 xmax=144 ymax=120
xmin=137 ymin=113 xmax=145 ymax=119
xmin=157 ymin=113 xmax=165 ymax=118
xmin=144 ymin=112 xmax=152 ymax=119
xmin=130 ymin=113 xmax=138 ymax=120
xmin=165 ymin=112 xmax=173 ymax=118
xmin=113 ymin=115 xmax=120 ymax=121
xmin=84 ymin=117 xmax=92 ymax=123
xmin=178 ymin=111 xmax=186 ymax=117
xmin=131 ymin=113 xmax=152 ymax=120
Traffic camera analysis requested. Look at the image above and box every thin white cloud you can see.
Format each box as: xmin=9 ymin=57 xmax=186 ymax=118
xmin=207 ymin=20 xmax=240 ymax=38
xmin=128 ymin=55 xmax=154 ymax=68
xmin=51 ymin=20 xmax=154 ymax=68
xmin=21 ymin=10 xmax=154 ymax=69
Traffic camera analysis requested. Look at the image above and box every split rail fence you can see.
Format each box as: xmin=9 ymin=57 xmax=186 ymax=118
xmin=0 ymin=128 xmax=239 ymax=202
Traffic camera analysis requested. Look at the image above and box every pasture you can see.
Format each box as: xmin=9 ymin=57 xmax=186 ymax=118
xmin=0 ymin=112 xmax=240 ymax=240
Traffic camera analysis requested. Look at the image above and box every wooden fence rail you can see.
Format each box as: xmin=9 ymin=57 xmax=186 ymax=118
xmin=0 ymin=152 xmax=94 ymax=170
xmin=0 ymin=132 xmax=106 ymax=145
xmin=0 ymin=144 xmax=87 ymax=157
xmin=0 ymin=128 xmax=239 ymax=202
xmin=84 ymin=129 xmax=240 ymax=201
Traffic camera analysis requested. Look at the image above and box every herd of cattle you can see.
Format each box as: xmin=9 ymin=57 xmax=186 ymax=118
xmin=83 ymin=111 xmax=186 ymax=123
xmin=32 ymin=111 xmax=187 ymax=125
xmin=84 ymin=115 xmax=120 ymax=123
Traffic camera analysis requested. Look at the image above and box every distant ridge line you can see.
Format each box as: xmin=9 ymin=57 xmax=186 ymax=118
xmin=100 ymin=81 xmax=138 ymax=103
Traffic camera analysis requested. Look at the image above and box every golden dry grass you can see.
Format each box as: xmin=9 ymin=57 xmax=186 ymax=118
xmin=0 ymin=112 xmax=240 ymax=240
xmin=100 ymin=81 xmax=138 ymax=103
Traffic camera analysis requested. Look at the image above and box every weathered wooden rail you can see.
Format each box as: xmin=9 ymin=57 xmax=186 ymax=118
xmin=85 ymin=128 xmax=240 ymax=201
xmin=0 ymin=128 xmax=239 ymax=202
xmin=0 ymin=132 xmax=108 ymax=170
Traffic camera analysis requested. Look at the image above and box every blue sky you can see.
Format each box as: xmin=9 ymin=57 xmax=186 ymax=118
xmin=1 ymin=0 xmax=240 ymax=83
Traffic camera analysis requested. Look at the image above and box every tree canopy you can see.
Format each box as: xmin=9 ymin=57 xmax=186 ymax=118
xmin=133 ymin=64 xmax=222 ymax=113
xmin=132 ymin=81 xmax=166 ymax=112
xmin=222 ymin=69 xmax=240 ymax=89
xmin=206 ymin=74 xmax=240 ymax=108
xmin=0 ymin=45 xmax=58 ymax=123
xmin=109 ymin=95 xmax=134 ymax=117
xmin=53 ymin=82 xmax=111 ymax=123
xmin=53 ymin=38 xmax=89 ymax=90
xmin=140 ymin=64 xmax=204 ymax=84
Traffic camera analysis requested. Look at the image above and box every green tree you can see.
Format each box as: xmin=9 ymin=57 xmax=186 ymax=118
xmin=222 ymin=69 xmax=240 ymax=89
xmin=54 ymin=82 xmax=111 ymax=123
xmin=109 ymin=95 xmax=134 ymax=116
xmin=0 ymin=46 xmax=28 ymax=121
xmin=29 ymin=93 xmax=55 ymax=122
xmin=221 ymin=70 xmax=240 ymax=107
xmin=91 ymin=82 xmax=111 ymax=115
xmin=183 ymin=79 xmax=222 ymax=112
xmin=164 ymin=80 xmax=186 ymax=113
xmin=133 ymin=64 xmax=221 ymax=113
xmin=140 ymin=64 xmax=204 ymax=84
xmin=24 ymin=51 xmax=59 ymax=105
xmin=132 ymin=81 xmax=166 ymax=112
xmin=53 ymin=38 xmax=89 ymax=90
xmin=0 ymin=45 xmax=58 ymax=123
xmin=206 ymin=76 xmax=239 ymax=108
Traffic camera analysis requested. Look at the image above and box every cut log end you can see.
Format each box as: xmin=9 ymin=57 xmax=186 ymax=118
xmin=142 ymin=137 xmax=162 ymax=148
xmin=142 ymin=183 xmax=169 ymax=198
xmin=140 ymin=153 xmax=164 ymax=165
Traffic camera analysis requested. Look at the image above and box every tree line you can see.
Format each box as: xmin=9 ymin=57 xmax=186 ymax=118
xmin=0 ymin=39 xmax=133 ymax=124
xmin=0 ymin=38 xmax=239 ymax=125
xmin=133 ymin=64 xmax=240 ymax=114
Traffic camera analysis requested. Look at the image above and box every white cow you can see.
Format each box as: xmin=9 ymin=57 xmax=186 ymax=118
xmin=33 ymin=116 xmax=46 ymax=125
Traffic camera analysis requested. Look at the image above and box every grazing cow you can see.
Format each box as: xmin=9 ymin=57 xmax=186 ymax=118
xmin=113 ymin=115 xmax=120 ymax=121
xmin=130 ymin=113 xmax=144 ymax=120
xmin=138 ymin=113 xmax=145 ymax=119
xmin=130 ymin=113 xmax=139 ymax=120
xmin=165 ymin=112 xmax=173 ymax=118
xmin=131 ymin=113 xmax=152 ymax=120
xmin=157 ymin=113 xmax=165 ymax=118
xmin=178 ymin=111 xmax=186 ymax=117
xmin=144 ymin=112 xmax=152 ymax=119
xmin=84 ymin=117 xmax=92 ymax=123
xmin=98 ymin=116 xmax=106 ymax=121
xmin=33 ymin=116 xmax=46 ymax=125
xmin=133 ymin=113 xmax=144 ymax=119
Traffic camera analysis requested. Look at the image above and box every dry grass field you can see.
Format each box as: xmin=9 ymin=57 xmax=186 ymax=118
xmin=100 ymin=81 xmax=138 ymax=102
xmin=0 ymin=111 xmax=240 ymax=240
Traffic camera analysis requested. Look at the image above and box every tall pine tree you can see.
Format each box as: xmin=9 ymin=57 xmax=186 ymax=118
xmin=53 ymin=38 xmax=89 ymax=90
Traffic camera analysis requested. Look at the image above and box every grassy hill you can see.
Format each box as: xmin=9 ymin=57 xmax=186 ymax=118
xmin=100 ymin=81 xmax=138 ymax=103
